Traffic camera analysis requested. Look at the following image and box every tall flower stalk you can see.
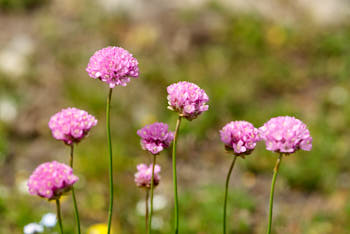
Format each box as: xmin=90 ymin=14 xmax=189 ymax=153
xmin=56 ymin=199 xmax=64 ymax=234
xmin=219 ymin=121 xmax=260 ymax=234
xmin=267 ymin=153 xmax=282 ymax=234
xmin=86 ymin=46 xmax=139 ymax=234
xmin=167 ymin=81 xmax=209 ymax=232
xmin=136 ymin=122 xmax=173 ymax=233
xmin=49 ymin=107 xmax=97 ymax=234
xmin=259 ymin=116 xmax=312 ymax=234
xmin=172 ymin=116 xmax=181 ymax=233
xmin=106 ymin=88 xmax=114 ymax=233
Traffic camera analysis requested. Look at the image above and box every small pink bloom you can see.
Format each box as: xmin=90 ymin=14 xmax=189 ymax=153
xmin=167 ymin=81 xmax=209 ymax=120
xmin=134 ymin=164 xmax=161 ymax=188
xmin=259 ymin=116 xmax=312 ymax=154
xmin=137 ymin=122 xmax=174 ymax=155
xmin=27 ymin=161 xmax=78 ymax=200
xmin=86 ymin=46 xmax=139 ymax=88
xmin=220 ymin=121 xmax=260 ymax=155
xmin=49 ymin=107 xmax=97 ymax=145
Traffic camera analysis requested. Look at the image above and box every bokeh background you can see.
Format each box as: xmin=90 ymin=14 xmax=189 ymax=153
xmin=1 ymin=0 xmax=350 ymax=233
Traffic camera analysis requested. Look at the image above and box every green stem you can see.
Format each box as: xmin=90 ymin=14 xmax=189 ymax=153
xmin=106 ymin=88 xmax=114 ymax=234
xmin=172 ymin=116 xmax=182 ymax=234
xmin=56 ymin=199 xmax=64 ymax=234
xmin=69 ymin=144 xmax=81 ymax=234
xmin=267 ymin=154 xmax=283 ymax=234
xmin=145 ymin=189 xmax=149 ymax=232
xmin=223 ymin=155 xmax=238 ymax=234
xmin=148 ymin=155 xmax=157 ymax=234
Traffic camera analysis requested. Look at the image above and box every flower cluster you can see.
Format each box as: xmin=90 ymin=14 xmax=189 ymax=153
xmin=27 ymin=161 xmax=78 ymax=200
xmin=259 ymin=116 xmax=312 ymax=154
xmin=220 ymin=121 xmax=260 ymax=156
xmin=134 ymin=164 xmax=161 ymax=188
xmin=48 ymin=107 xmax=97 ymax=145
xmin=137 ymin=122 xmax=174 ymax=155
xmin=167 ymin=81 xmax=209 ymax=120
xmin=86 ymin=46 xmax=139 ymax=88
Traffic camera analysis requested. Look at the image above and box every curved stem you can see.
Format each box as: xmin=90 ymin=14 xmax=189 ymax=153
xmin=56 ymin=199 xmax=64 ymax=234
xmin=69 ymin=145 xmax=81 ymax=234
xmin=172 ymin=116 xmax=182 ymax=234
xmin=106 ymin=88 xmax=114 ymax=234
xmin=145 ymin=189 xmax=149 ymax=232
xmin=267 ymin=154 xmax=283 ymax=234
xmin=148 ymin=155 xmax=157 ymax=234
xmin=223 ymin=155 xmax=238 ymax=234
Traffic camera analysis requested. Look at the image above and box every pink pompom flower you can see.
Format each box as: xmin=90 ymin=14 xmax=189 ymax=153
xmin=137 ymin=122 xmax=174 ymax=155
xmin=167 ymin=81 xmax=209 ymax=120
xmin=48 ymin=107 xmax=97 ymax=145
xmin=86 ymin=46 xmax=139 ymax=88
xmin=134 ymin=164 xmax=161 ymax=188
xmin=220 ymin=121 xmax=260 ymax=156
xmin=259 ymin=116 xmax=312 ymax=154
xmin=27 ymin=161 xmax=78 ymax=200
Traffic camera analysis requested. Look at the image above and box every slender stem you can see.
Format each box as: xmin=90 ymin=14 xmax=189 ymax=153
xmin=267 ymin=154 xmax=283 ymax=234
xmin=145 ymin=189 xmax=150 ymax=232
xmin=223 ymin=155 xmax=238 ymax=234
xmin=148 ymin=155 xmax=157 ymax=234
xmin=69 ymin=144 xmax=81 ymax=234
xmin=172 ymin=116 xmax=182 ymax=234
xmin=56 ymin=199 xmax=64 ymax=234
xmin=106 ymin=88 xmax=114 ymax=234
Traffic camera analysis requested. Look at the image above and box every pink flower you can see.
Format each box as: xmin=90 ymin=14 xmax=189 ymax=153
xmin=259 ymin=116 xmax=312 ymax=154
xmin=137 ymin=122 xmax=174 ymax=155
xmin=86 ymin=46 xmax=139 ymax=88
xmin=27 ymin=161 xmax=78 ymax=200
xmin=167 ymin=81 xmax=209 ymax=120
xmin=220 ymin=121 xmax=260 ymax=155
xmin=48 ymin=107 xmax=97 ymax=145
xmin=134 ymin=164 xmax=161 ymax=188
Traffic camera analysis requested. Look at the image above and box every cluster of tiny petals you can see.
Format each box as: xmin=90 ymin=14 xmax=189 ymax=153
xmin=134 ymin=164 xmax=161 ymax=188
xmin=27 ymin=161 xmax=78 ymax=200
xmin=48 ymin=107 xmax=97 ymax=145
xmin=137 ymin=122 xmax=174 ymax=155
xmin=86 ymin=46 xmax=139 ymax=88
xmin=220 ymin=121 xmax=260 ymax=155
xmin=259 ymin=116 xmax=312 ymax=154
xmin=167 ymin=81 xmax=209 ymax=120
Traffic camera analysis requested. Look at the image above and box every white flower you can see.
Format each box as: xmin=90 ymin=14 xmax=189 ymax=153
xmin=40 ymin=213 xmax=57 ymax=228
xmin=23 ymin=223 xmax=44 ymax=234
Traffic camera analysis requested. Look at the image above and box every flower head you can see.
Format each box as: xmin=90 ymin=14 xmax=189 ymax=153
xmin=134 ymin=164 xmax=161 ymax=188
xmin=167 ymin=81 xmax=209 ymax=120
xmin=40 ymin=213 xmax=57 ymax=228
xmin=86 ymin=46 xmax=139 ymax=88
xmin=48 ymin=107 xmax=97 ymax=145
xmin=27 ymin=161 xmax=78 ymax=200
xmin=259 ymin=116 xmax=312 ymax=154
xmin=137 ymin=122 xmax=174 ymax=155
xmin=23 ymin=223 xmax=44 ymax=234
xmin=220 ymin=121 xmax=260 ymax=156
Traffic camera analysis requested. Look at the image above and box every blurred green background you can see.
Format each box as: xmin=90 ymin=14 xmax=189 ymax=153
xmin=1 ymin=0 xmax=350 ymax=233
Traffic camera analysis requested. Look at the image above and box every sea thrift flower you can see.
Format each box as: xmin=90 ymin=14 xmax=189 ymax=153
xmin=220 ymin=121 xmax=260 ymax=156
xmin=86 ymin=46 xmax=139 ymax=88
xmin=27 ymin=161 xmax=78 ymax=200
xmin=167 ymin=81 xmax=209 ymax=120
xmin=134 ymin=164 xmax=161 ymax=188
xmin=137 ymin=122 xmax=174 ymax=155
xmin=259 ymin=116 xmax=312 ymax=154
xmin=48 ymin=107 xmax=97 ymax=145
